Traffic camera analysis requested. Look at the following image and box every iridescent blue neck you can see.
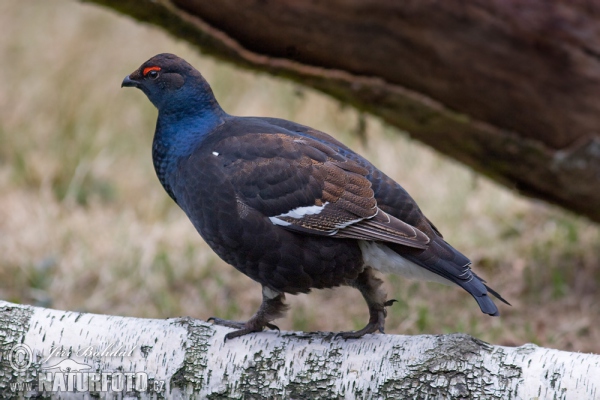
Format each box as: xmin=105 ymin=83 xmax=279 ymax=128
xmin=156 ymin=106 xmax=225 ymax=149
xmin=152 ymin=105 xmax=227 ymax=202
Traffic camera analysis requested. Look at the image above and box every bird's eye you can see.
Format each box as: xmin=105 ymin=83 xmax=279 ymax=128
xmin=147 ymin=70 xmax=159 ymax=80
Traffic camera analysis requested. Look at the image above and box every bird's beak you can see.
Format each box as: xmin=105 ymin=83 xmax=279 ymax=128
xmin=121 ymin=75 xmax=139 ymax=88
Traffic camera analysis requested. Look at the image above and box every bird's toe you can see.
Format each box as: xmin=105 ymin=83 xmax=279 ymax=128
xmin=334 ymin=323 xmax=380 ymax=340
xmin=207 ymin=317 xmax=246 ymax=330
xmin=209 ymin=317 xmax=281 ymax=341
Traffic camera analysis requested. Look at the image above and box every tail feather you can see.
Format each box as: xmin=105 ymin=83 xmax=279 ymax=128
xmin=394 ymin=238 xmax=509 ymax=316
xmin=473 ymin=293 xmax=500 ymax=316
xmin=484 ymin=283 xmax=511 ymax=306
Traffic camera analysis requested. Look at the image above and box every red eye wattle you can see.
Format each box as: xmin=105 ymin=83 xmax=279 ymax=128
xmin=143 ymin=66 xmax=161 ymax=76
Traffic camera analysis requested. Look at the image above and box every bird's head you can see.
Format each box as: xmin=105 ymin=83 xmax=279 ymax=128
xmin=122 ymin=53 xmax=222 ymax=116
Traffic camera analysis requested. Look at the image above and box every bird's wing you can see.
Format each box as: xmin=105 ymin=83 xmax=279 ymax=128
xmin=258 ymin=118 xmax=439 ymax=235
xmin=213 ymin=132 xmax=429 ymax=249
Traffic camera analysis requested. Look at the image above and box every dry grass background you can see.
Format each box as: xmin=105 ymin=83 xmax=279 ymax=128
xmin=1 ymin=0 xmax=599 ymax=352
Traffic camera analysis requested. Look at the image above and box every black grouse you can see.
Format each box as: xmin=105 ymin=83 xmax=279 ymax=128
xmin=122 ymin=54 xmax=508 ymax=340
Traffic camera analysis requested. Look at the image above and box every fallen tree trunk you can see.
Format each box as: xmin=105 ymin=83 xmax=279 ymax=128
xmin=1 ymin=300 xmax=598 ymax=399
xmin=84 ymin=0 xmax=600 ymax=222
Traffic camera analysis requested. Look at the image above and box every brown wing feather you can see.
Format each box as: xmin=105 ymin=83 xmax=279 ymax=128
xmin=334 ymin=209 xmax=429 ymax=248
xmin=221 ymin=132 xmax=429 ymax=249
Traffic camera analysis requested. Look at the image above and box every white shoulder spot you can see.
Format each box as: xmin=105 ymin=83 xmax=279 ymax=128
xmin=212 ymin=151 xmax=219 ymax=156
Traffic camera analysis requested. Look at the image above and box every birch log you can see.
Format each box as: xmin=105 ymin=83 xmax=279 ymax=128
xmin=0 ymin=300 xmax=598 ymax=399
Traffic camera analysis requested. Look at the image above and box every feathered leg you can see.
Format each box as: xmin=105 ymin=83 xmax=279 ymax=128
xmin=337 ymin=267 xmax=396 ymax=339
xmin=208 ymin=286 xmax=289 ymax=341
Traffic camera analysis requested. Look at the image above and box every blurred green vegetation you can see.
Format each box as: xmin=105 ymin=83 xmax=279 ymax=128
xmin=0 ymin=0 xmax=599 ymax=352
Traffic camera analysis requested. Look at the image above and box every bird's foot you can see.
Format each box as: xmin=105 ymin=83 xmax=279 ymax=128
xmin=208 ymin=287 xmax=288 ymax=341
xmin=335 ymin=299 xmax=397 ymax=340
xmin=208 ymin=317 xmax=280 ymax=341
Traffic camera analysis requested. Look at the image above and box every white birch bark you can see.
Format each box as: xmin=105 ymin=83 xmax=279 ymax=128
xmin=0 ymin=300 xmax=598 ymax=399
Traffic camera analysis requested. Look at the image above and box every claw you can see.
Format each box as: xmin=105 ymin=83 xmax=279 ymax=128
xmin=384 ymin=299 xmax=398 ymax=307
xmin=265 ymin=322 xmax=280 ymax=332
